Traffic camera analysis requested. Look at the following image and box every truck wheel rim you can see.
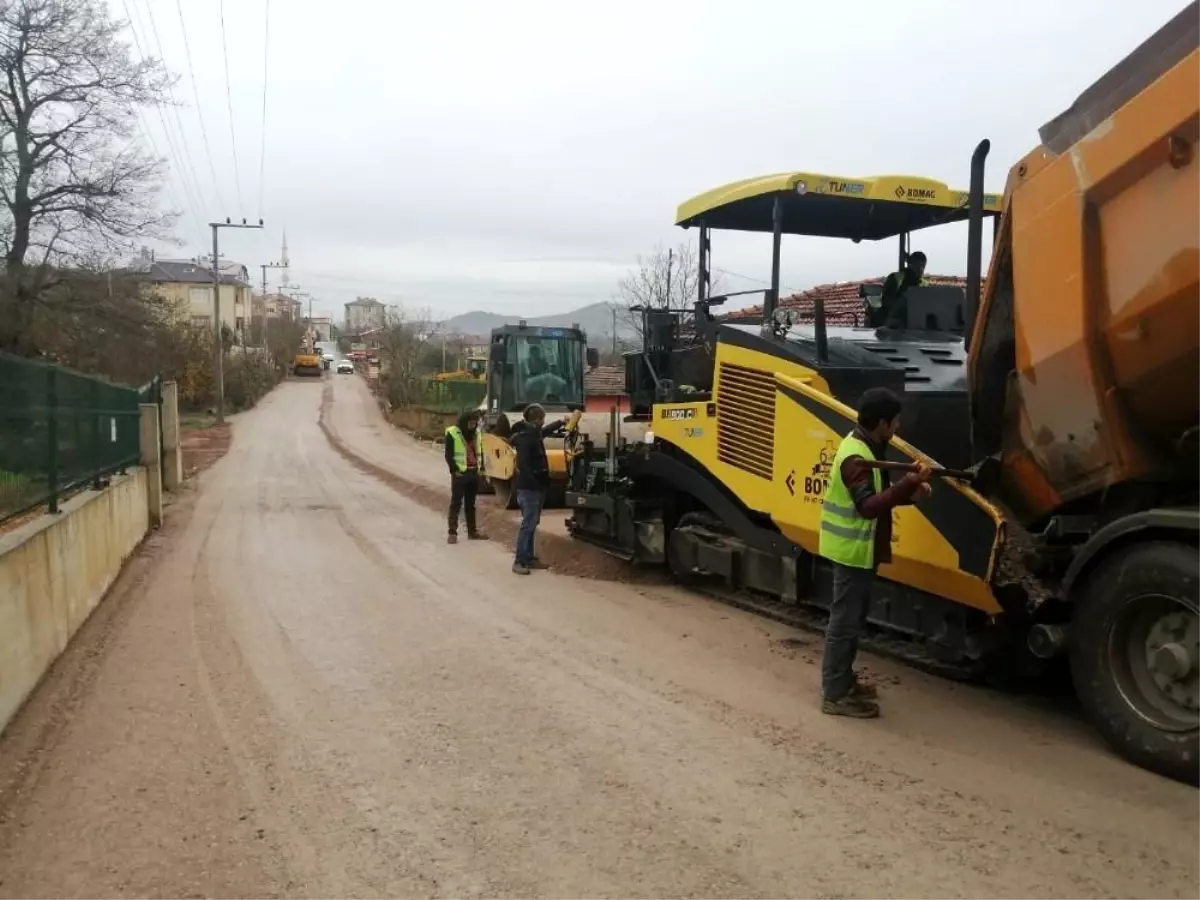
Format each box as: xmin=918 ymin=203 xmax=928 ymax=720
xmin=1107 ymin=594 xmax=1199 ymax=732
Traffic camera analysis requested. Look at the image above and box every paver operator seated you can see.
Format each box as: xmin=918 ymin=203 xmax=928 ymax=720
xmin=869 ymin=251 xmax=927 ymax=328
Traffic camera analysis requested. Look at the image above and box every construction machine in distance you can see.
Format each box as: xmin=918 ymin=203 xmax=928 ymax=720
xmin=479 ymin=322 xmax=599 ymax=508
xmin=292 ymin=346 xmax=323 ymax=378
xmin=434 ymin=356 xmax=488 ymax=382
xmin=565 ymin=4 xmax=1198 ymax=783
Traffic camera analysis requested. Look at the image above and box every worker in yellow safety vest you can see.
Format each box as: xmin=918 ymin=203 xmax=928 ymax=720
xmin=870 ymin=250 xmax=927 ymax=327
xmin=818 ymin=388 xmax=932 ymax=718
xmin=444 ymin=410 xmax=488 ymax=545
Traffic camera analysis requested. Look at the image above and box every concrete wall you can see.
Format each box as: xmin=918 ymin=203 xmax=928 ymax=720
xmin=0 ymin=469 xmax=149 ymax=733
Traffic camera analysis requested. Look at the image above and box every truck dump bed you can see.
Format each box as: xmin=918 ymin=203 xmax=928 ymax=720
xmin=1038 ymin=3 xmax=1198 ymax=153
xmin=974 ymin=3 xmax=1199 ymax=524
xmin=974 ymin=3 xmax=1200 ymax=525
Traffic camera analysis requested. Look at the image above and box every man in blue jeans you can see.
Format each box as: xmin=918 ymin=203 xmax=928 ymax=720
xmin=508 ymin=403 xmax=566 ymax=575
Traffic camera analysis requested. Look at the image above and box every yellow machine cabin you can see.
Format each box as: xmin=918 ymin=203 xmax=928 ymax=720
xmin=478 ymin=322 xmax=596 ymax=507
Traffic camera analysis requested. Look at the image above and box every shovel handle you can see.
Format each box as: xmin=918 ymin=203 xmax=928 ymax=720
xmin=862 ymin=460 xmax=975 ymax=481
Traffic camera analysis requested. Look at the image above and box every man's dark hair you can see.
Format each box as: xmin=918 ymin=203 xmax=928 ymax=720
xmin=907 ymin=251 xmax=927 ymax=266
xmin=523 ymin=403 xmax=546 ymax=422
xmin=857 ymin=388 xmax=903 ymax=430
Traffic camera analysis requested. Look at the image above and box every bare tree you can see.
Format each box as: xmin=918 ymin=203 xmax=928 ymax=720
xmin=0 ymin=0 xmax=173 ymax=353
xmin=377 ymin=306 xmax=434 ymax=408
xmin=264 ymin=316 xmax=304 ymax=371
xmin=614 ymin=240 xmax=718 ymax=342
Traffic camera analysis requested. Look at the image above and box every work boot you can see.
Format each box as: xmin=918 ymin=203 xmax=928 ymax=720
xmin=467 ymin=531 xmax=489 ymax=541
xmin=447 ymin=533 xmax=458 ymax=545
xmin=821 ymin=695 xmax=880 ymax=719
xmin=528 ymin=558 xmax=549 ymax=570
xmin=850 ymin=673 xmax=879 ymax=699
xmin=512 ymin=562 xmax=530 ymax=575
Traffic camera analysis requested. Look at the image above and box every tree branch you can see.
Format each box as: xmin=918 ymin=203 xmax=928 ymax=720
xmin=0 ymin=0 xmax=171 ymax=349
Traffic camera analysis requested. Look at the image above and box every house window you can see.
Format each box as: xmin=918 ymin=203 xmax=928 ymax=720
xmin=190 ymin=315 xmax=210 ymax=329
xmin=236 ymin=317 xmax=245 ymax=332
xmin=189 ymin=286 xmax=212 ymax=309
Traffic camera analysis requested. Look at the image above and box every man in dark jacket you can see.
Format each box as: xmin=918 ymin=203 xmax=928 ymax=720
xmin=508 ymin=403 xmax=566 ymax=574
xmin=444 ymin=409 xmax=488 ymax=545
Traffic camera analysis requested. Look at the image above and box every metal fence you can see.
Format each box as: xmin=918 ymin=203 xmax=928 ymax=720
xmin=420 ymin=377 xmax=486 ymax=413
xmin=0 ymin=353 xmax=144 ymax=524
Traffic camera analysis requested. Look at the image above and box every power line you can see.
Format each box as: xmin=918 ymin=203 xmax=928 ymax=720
xmin=122 ymin=0 xmax=207 ymax=231
xmin=131 ymin=114 xmax=198 ymax=246
xmin=712 ymin=266 xmax=801 ymax=297
xmin=173 ymin=0 xmax=224 ymax=210
xmin=219 ymin=0 xmax=245 ymax=210
xmin=257 ymin=0 xmax=272 ymax=219
xmin=120 ymin=0 xmax=206 ymax=247
xmin=135 ymin=0 xmax=214 ymax=216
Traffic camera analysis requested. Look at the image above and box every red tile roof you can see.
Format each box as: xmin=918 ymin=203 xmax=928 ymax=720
xmin=723 ymin=274 xmax=972 ymax=326
xmin=585 ymin=365 xmax=625 ymax=396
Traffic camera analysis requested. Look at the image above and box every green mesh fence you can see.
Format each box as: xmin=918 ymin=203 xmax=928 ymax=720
xmin=420 ymin=378 xmax=486 ymax=413
xmin=0 ymin=353 xmax=143 ymax=523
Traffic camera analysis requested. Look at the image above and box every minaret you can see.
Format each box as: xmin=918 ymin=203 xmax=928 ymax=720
xmin=281 ymin=229 xmax=290 ymax=287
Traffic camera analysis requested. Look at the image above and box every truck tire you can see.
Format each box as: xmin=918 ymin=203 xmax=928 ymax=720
xmin=1069 ymin=541 xmax=1199 ymax=784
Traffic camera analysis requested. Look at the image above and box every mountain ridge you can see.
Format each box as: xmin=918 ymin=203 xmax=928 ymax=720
xmin=443 ymin=302 xmax=636 ymax=342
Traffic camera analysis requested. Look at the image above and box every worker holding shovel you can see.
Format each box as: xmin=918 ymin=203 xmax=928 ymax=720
xmin=818 ymin=388 xmax=932 ymax=718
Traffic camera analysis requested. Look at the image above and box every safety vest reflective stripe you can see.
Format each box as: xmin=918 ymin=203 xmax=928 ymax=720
xmin=445 ymin=425 xmax=483 ymax=473
xmin=819 ymin=519 xmax=872 ymax=541
xmin=888 ymin=270 xmax=926 ymax=291
xmin=818 ymin=499 xmax=858 ymax=519
xmin=818 ymin=432 xmax=884 ymax=570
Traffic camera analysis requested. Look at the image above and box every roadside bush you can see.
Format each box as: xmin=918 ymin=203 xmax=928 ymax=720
xmin=12 ymin=267 xmax=286 ymax=414
xmin=223 ymin=351 xmax=278 ymax=412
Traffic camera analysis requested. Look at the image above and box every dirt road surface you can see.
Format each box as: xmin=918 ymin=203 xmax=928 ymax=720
xmin=0 ymin=376 xmax=1195 ymax=899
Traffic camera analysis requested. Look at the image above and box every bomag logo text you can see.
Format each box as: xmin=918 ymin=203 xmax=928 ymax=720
xmin=905 ymin=188 xmax=936 ymax=201
xmin=801 ymin=440 xmax=838 ymax=504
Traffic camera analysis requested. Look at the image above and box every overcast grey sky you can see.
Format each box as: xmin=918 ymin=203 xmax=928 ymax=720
xmin=128 ymin=0 xmax=1186 ymax=320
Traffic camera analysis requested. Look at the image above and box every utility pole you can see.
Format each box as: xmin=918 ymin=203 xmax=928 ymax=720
xmin=665 ymin=247 xmax=674 ymax=309
xmin=259 ymin=261 xmax=286 ymax=350
xmin=290 ymin=289 xmax=313 ymax=351
xmin=210 ymin=218 xmax=264 ymax=425
xmin=611 ymin=305 xmax=617 ymax=355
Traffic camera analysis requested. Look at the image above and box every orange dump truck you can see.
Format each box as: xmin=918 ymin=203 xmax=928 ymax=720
xmin=967 ymin=2 xmax=1198 ymax=781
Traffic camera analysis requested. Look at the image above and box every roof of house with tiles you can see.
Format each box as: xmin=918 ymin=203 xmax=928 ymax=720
xmin=584 ymin=365 xmax=626 ymax=396
xmin=722 ymin=274 xmax=973 ymax=326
